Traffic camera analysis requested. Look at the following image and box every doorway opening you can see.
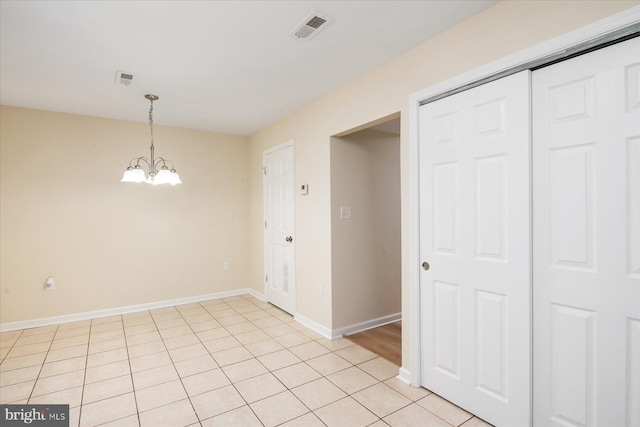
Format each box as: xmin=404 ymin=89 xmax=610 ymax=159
xmin=330 ymin=114 xmax=402 ymax=360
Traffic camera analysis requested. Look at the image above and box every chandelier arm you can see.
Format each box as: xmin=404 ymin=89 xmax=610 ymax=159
xmin=154 ymin=157 xmax=177 ymax=170
xmin=153 ymin=157 xmax=166 ymax=169
xmin=129 ymin=157 xmax=151 ymax=169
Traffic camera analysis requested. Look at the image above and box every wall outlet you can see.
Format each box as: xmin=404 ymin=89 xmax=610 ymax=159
xmin=317 ymin=283 xmax=323 ymax=297
xmin=224 ymin=262 xmax=230 ymax=272
xmin=45 ymin=277 xmax=55 ymax=291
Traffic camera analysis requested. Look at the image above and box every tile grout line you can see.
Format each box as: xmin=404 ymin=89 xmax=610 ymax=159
xmin=206 ymin=297 xmax=369 ymax=426
xmin=179 ymin=298 xmax=307 ymax=425
xmin=232 ymin=298 xmax=319 ymax=427
xmin=0 ymin=329 xmax=25 ymax=368
xmin=199 ymin=299 xmax=267 ymax=426
xmin=86 ymin=315 xmax=137 ymax=427
xmin=141 ymin=306 xmax=192 ymax=426
xmin=25 ymin=325 xmax=60 ymax=405
xmin=174 ymin=300 xmax=228 ymax=426
xmin=192 ymin=298 xmax=273 ymax=426
xmin=76 ymin=320 xmax=95 ymax=427
xmin=119 ymin=312 xmax=143 ymax=427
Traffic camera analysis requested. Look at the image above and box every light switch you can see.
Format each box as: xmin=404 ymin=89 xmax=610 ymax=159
xmin=340 ymin=206 xmax=352 ymax=220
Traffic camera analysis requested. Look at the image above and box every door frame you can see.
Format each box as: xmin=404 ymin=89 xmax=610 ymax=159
xmin=263 ymin=139 xmax=296 ymax=313
xmin=408 ymin=7 xmax=639 ymax=388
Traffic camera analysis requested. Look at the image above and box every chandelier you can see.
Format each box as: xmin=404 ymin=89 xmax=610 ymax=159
xmin=121 ymin=94 xmax=182 ymax=185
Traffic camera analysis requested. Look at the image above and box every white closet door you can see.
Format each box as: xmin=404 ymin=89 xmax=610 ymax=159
xmin=419 ymin=70 xmax=531 ymax=427
xmin=533 ymin=37 xmax=640 ymax=427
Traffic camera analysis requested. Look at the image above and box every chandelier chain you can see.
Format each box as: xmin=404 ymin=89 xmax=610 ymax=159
xmin=149 ymin=98 xmax=154 ymax=150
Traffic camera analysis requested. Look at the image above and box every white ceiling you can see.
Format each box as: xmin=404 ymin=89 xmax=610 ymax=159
xmin=0 ymin=0 xmax=497 ymax=136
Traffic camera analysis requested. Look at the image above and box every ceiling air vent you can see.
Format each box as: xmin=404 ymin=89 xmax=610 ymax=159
xmin=291 ymin=12 xmax=333 ymax=40
xmin=115 ymin=70 xmax=134 ymax=86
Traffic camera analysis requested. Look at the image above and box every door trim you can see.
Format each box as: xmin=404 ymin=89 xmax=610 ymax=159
xmin=263 ymin=139 xmax=296 ymax=313
xmin=409 ymin=7 xmax=640 ymax=387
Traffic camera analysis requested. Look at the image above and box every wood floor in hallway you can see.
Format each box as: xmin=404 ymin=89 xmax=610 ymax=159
xmin=345 ymin=321 xmax=401 ymax=366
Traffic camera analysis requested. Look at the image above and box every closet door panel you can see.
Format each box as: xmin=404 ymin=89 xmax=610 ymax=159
xmin=419 ymin=70 xmax=531 ymax=427
xmin=533 ymin=37 xmax=640 ymax=427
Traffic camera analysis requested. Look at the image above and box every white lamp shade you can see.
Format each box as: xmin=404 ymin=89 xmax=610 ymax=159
xmin=121 ymin=167 xmax=147 ymax=183
xmin=153 ymin=168 xmax=173 ymax=185
xmin=169 ymin=171 xmax=182 ymax=185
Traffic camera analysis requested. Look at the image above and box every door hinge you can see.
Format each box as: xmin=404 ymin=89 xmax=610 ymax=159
xmin=262 ymin=166 xmax=267 ymax=175
xmin=265 ymin=274 xmax=268 ymax=282
xmin=265 ymin=221 xmax=267 ymax=229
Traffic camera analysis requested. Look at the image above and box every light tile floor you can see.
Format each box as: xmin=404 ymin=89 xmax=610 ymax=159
xmin=0 ymin=295 xmax=492 ymax=427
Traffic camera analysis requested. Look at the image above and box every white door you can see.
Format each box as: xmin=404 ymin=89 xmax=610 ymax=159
xmin=419 ymin=71 xmax=531 ymax=427
xmin=533 ymin=37 xmax=640 ymax=427
xmin=263 ymin=141 xmax=296 ymax=314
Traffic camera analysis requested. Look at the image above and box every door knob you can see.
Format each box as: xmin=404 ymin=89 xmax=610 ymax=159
xmin=422 ymin=261 xmax=430 ymax=271
xmin=286 ymin=236 xmax=293 ymax=242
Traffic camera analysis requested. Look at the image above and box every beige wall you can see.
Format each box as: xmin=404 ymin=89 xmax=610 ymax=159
xmin=247 ymin=1 xmax=637 ymax=368
xmin=0 ymin=106 xmax=249 ymax=323
xmin=331 ymin=129 xmax=401 ymax=329
xmin=0 ymin=0 xmax=634 ymax=368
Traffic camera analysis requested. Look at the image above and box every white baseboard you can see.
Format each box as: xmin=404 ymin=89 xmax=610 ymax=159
xmin=246 ymin=288 xmax=265 ymax=302
xmin=0 ymin=288 xmax=262 ymax=332
xmin=1 ymin=288 xmax=398 ymax=350
xmin=291 ymin=312 xmax=403 ymax=341
xmin=293 ymin=312 xmax=333 ymax=340
xmin=337 ymin=312 xmax=402 ymax=338
xmin=397 ymin=367 xmax=412 ymax=385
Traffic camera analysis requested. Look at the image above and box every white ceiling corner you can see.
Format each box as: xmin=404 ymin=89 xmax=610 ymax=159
xmin=0 ymin=0 xmax=497 ymax=136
